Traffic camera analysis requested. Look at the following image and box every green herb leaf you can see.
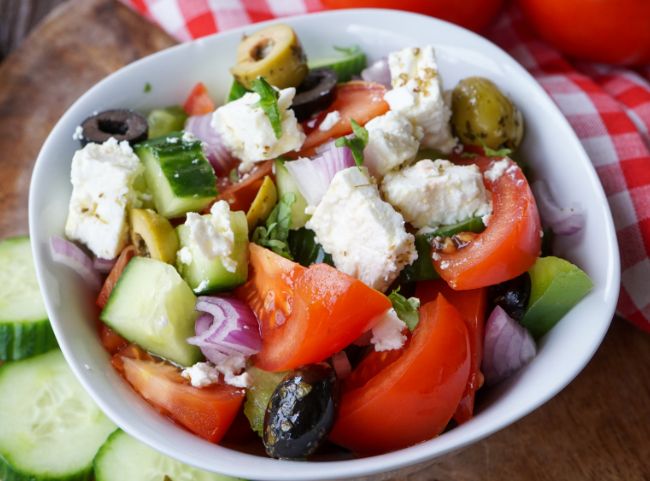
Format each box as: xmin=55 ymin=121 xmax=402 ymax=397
xmin=143 ymin=82 xmax=152 ymax=93
xmin=227 ymin=79 xmax=249 ymax=103
xmin=251 ymin=77 xmax=282 ymax=140
xmin=334 ymin=119 xmax=368 ymax=167
xmin=388 ymin=288 xmax=420 ymax=332
xmin=333 ymin=45 xmax=362 ymax=56
xmin=252 ymin=192 xmax=296 ymax=258
xmin=480 ymin=140 xmax=512 ymax=158
xmin=228 ymin=167 xmax=240 ymax=184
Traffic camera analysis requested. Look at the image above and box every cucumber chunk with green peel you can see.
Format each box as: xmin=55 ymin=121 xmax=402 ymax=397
xmin=176 ymin=210 xmax=249 ymax=294
xmin=288 ymin=228 xmax=333 ymax=267
xmin=0 ymin=350 xmax=116 ymax=481
xmin=100 ymin=257 xmax=201 ymax=366
xmin=94 ymin=430 xmax=242 ymax=481
xmin=275 ymin=160 xmax=309 ymax=229
xmin=521 ymin=256 xmax=593 ymax=338
xmin=244 ymin=366 xmax=288 ymax=437
xmin=0 ymin=236 xmax=57 ymax=361
xmin=135 ymin=132 xmax=217 ymax=218
xmin=308 ymin=45 xmax=367 ymax=82
xmin=147 ymin=106 xmax=188 ymax=139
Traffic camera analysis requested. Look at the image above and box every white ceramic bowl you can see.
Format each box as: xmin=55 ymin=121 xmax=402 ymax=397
xmin=29 ymin=8 xmax=620 ymax=481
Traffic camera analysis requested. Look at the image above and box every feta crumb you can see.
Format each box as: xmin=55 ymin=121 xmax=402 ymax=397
xmin=318 ymin=110 xmax=341 ymax=131
xmin=184 ymin=200 xmax=237 ymax=273
xmin=484 ymin=159 xmax=510 ymax=182
xmin=181 ymin=131 xmax=196 ymax=143
xmin=182 ymin=362 xmax=220 ymax=388
xmin=177 ymin=246 xmax=193 ymax=265
xmin=64 ymin=138 xmax=144 ymax=259
xmin=181 ymin=357 xmax=250 ymax=389
xmin=238 ymin=161 xmax=256 ymax=174
xmin=381 ymin=159 xmax=492 ymax=229
xmin=306 ymin=167 xmax=417 ymax=291
xmin=212 ymin=87 xmax=305 ymax=163
xmin=370 ymin=308 xmax=407 ymax=351
xmin=72 ymin=126 xmax=83 ymax=141
xmin=384 ymin=46 xmax=456 ymax=153
xmin=363 ymin=111 xmax=422 ymax=179
xmin=166 ymin=136 xmax=179 ymax=144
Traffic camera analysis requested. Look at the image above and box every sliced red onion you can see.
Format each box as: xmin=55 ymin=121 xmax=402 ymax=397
xmin=187 ymin=296 xmax=261 ymax=365
xmin=532 ymin=180 xmax=585 ymax=236
xmin=331 ymin=351 xmax=352 ymax=380
xmin=482 ymin=306 xmax=536 ymax=386
xmin=284 ymin=144 xmax=354 ymax=206
xmin=49 ymin=236 xmax=102 ymax=290
xmin=185 ymin=114 xmax=237 ymax=176
xmin=361 ymin=58 xmax=391 ymax=88
xmin=93 ymin=256 xmax=116 ymax=274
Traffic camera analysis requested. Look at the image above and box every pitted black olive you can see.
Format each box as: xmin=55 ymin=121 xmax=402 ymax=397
xmin=488 ymin=272 xmax=531 ymax=321
xmin=79 ymin=109 xmax=148 ymax=146
xmin=292 ymin=68 xmax=338 ymax=122
xmin=263 ymin=363 xmax=339 ymax=459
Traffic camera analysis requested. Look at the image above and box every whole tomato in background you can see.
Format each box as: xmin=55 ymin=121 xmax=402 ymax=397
xmin=321 ymin=0 xmax=505 ymax=32
xmin=518 ymin=0 xmax=650 ymax=65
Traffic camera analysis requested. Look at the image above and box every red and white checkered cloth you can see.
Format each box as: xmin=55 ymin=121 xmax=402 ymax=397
xmin=121 ymin=0 xmax=650 ymax=332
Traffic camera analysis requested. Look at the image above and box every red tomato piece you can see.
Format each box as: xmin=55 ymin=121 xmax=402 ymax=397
xmin=209 ymin=160 xmax=274 ymax=213
xmin=236 ymin=244 xmax=391 ymax=372
xmin=183 ymin=82 xmax=216 ymax=116
xmin=300 ymin=81 xmax=389 ymax=155
xmin=434 ymin=158 xmax=541 ymax=290
xmin=416 ymin=280 xmax=487 ymax=424
xmin=99 ymin=323 xmax=129 ymax=355
xmin=120 ymin=356 xmax=244 ymax=443
xmin=329 ymin=295 xmax=471 ymax=454
xmin=96 ymin=246 xmax=136 ymax=309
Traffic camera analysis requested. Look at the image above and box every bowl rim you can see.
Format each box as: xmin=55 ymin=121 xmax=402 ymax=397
xmin=29 ymin=7 xmax=620 ymax=480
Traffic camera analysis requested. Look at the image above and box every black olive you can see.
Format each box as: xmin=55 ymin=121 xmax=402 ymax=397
xmin=263 ymin=363 xmax=339 ymax=459
xmin=79 ymin=109 xmax=148 ymax=146
xmin=292 ymin=68 xmax=338 ymax=122
xmin=488 ymin=272 xmax=531 ymax=321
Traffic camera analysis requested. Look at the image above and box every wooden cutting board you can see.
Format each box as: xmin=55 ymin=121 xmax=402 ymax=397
xmin=0 ymin=1 xmax=648 ymax=480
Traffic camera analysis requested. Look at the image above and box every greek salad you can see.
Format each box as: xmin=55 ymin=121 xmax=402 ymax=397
xmin=50 ymin=24 xmax=593 ymax=459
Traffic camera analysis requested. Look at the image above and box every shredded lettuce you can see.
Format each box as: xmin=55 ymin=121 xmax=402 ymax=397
xmin=251 ymin=77 xmax=282 ymax=139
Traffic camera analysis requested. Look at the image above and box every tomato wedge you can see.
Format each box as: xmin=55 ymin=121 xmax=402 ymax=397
xmin=329 ymin=294 xmax=471 ymax=454
xmin=434 ymin=158 xmax=541 ymax=289
xmin=210 ymin=160 xmax=274 ymax=213
xmin=119 ymin=355 xmax=244 ymax=443
xmin=416 ymin=280 xmax=486 ymax=424
xmin=183 ymin=82 xmax=216 ymax=116
xmin=99 ymin=323 xmax=128 ymax=355
xmin=96 ymin=246 xmax=136 ymax=309
xmin=236 ymin=244 xmax=391 ymax=371
xmin=300 ymin=81 xmax=389 ymax=155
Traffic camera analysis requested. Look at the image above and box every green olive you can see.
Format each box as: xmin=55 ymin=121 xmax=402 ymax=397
xmin=451 ymin=77 xmax=524 ymax=150
xmin=130 ymin=208 xmax=179 ymax=264
xmin=231 ymin=24 xmax=308 ymax=89
xmin=246 ymin=176 xmax=278 ymax=230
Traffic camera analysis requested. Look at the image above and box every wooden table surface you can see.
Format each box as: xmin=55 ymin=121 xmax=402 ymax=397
xmin=0 ymin=1 xmax=648 ymax=480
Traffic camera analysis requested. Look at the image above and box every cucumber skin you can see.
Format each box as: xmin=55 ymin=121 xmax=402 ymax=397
xmin=274 ymin=161 xmax=309 ymax=229
xmin=0 ymin=455 xmax=93 ymax=481
xmin=0 ymin=320 xmax=57 ymax=361
xmin=308 ymin=50 xmax=367 ymax=83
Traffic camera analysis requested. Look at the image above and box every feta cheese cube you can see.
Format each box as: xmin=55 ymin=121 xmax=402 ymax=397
xmin=212 ymin=87 xmax=305 ymax=163
xmin=183 ymin=200 xmax=237 ymax=273
xmin=306 ymin=167 xmax=417 ymax=291
xmin=363 ymin=111 xmax=422 ymax=179
xmin=381 ymin=159 xmax=492 ymax=229
xmin=64 ymin=138 xmax=143 ymax=259
xmin=384 ymin=46 xmax=456 ymax=154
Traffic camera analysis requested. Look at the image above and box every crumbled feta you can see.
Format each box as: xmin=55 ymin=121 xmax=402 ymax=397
xmin=306 ymin=167 xmax=417 ymax=291
xmin=363 ymin=111 xmax=422 ymax=178
xmin=181 ymin=131 xmax=196 ymax=143
xmin=177 ymin=246 xmax=193 ymax=265
xmin=181 ymin=362 xmax=220 ymax=388
xmin=381 ymin=159 xmax=492 ymax=229
xmin=72 ymin=126 xmax=83 ymax=141
xmin=384 ymin=46 xmax=456 ymax=153
xmin=181 ymin=357 xmax=250 ymax=389
xmin=370 ymin=308 xmax=407 ymax=351
xmin=484 ymin=159 xmax=510 ymax=182
xmin=318 ymin=110 xmax=341 ymax=131
xmin=212 ymin=87 xmax=305 ymax=163
xmin=64 ymin=138 xmax=143 ymax=259
xmin=184 ymin=200 xmax=237 ymax=272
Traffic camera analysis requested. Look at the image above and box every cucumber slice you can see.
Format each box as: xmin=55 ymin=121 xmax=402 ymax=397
xmin=287 ymin=228 xmax=333 ymax=267
xmin=0 ymin=350 xmax=116 ymax=481
xmin=100 ymin=257 xmax=201 ymax=366
xmin=94 ymin=430 xmax=242 ymax=481
xmin=147 ymin=106 xmax=188 ymax=139
xmin=308 ymin=45 xmax=367 ymax=82
xmin=0 ymin=236 xmax=57 ymax=361
xmin=176 ymin=210 xmax=249 ymax=294
xmin=274 ymin=160 xmax=309 ymax=229
xmin=135 ymin=133 xmax=217 ymax=218
xmin=244 ymin=366 xmax=287 ymax=437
